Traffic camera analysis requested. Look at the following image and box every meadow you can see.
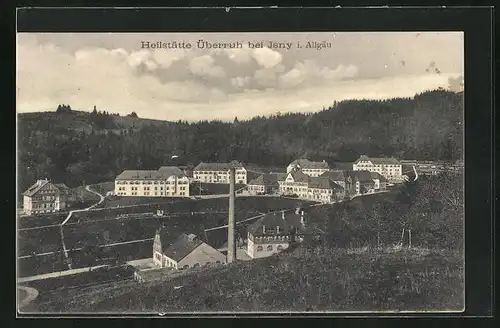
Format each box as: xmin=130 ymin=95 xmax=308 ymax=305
xmin=26 ymin=246 xmax=464 ymax=313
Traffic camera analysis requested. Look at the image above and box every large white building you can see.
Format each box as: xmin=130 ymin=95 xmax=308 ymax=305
xmin=193 ymin=160 xmax=247 ymax=184
xmin=286 ymin=159 xmax=330 ymax=177
xmin=114 ymin=166 xmax=190 ymax=197
xmin=352 ymin=155 xmax=403 ymax=183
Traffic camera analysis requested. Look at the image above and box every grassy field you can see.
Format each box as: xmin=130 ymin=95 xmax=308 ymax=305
xmin=95 ymin=196 xmax=184 ymax=209
xmin=18 ymin=213 xmax=67 ymax=229
xmin=18 ymin=226 xmax=62 ymax=256
xmin=190 ymin=182 xmax=247 ymax=196
xmin=18 ymin=250 xmax=67 ymax=277
xmin=26 ymin=246 xmax=464 ymax=313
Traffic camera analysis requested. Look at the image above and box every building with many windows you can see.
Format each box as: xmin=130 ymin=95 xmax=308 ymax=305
xmin=152 ymin=230 xmax=226 ymax=269
xmin=352 ymin=155 xmax=403 ymax=183
xmin=114 ymin=166 xmax=190 ymax=197
xmin=286 ymin=158 xmax=330 ymax=177
xmin=193 ymin=160 xmax=247 ymax=184
xmin=22 ymin=179 xmax=71 ymax=215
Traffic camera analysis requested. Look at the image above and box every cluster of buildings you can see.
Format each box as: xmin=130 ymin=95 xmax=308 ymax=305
xmin=22 ymin=179 xmax=71 ymax=216
xmin=147 ymin=207 xmax=321 ymax=277
xmin=110 ymin=155 xmax=401 ymax=204
xmin=247 ymin=155 xmax=399 ymax=203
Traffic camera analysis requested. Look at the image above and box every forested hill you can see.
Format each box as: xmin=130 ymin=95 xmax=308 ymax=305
xmin=18 ymin=90 xmax=463 ymax=190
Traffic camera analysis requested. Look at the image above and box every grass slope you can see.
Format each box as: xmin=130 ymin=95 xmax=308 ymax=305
xmin=29 ymin=246 xmax=463 ymax=313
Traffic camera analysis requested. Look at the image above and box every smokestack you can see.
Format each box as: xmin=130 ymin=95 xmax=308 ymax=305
xmin=227 ymin=166 xmax=237 ymax=263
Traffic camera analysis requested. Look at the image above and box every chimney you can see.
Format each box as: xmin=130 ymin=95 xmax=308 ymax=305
xmin=301 ymin=211 xmax=305 ymax=226
xmin=277 ymin=226 xmax=280 ymax=234
xmin=282 ymin=211 xmax=285 ymax=220
xmin=227 ymin=167 xmax=236 ymax=263
xmin=263 ymin=225 xmax=266 ymax=233
xmin=295 ymin=207 xmax=300 ymax=214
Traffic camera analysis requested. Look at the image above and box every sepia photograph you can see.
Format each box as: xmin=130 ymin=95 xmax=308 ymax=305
xmin=17 ymin=30 xmax=465 ymax=314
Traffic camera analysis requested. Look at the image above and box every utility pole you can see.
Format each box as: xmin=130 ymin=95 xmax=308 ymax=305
xmin=227 ymin=167 xmax=237 ymax=263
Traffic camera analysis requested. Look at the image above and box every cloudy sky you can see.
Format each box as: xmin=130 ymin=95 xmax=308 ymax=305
xmin=17 ymin=32 xmax=463 ymax=121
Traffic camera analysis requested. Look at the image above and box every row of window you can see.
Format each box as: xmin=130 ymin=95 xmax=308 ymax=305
xmin=197 ymin=178 xmax=245 ymax=184
xmin=116 ymin=180 xmax=188 ymax=185
xmin=31 ymin=202 xmax=56 ymax=209
xmin=194 ymin=171 xmax=246 ymax=175
xmin=256 ymin=245 xmax=284 ymax=252
xmin=119 ymin=191 xmax=186 ymax=196
xmin=254 ymin=235 xmax=290 ymax=241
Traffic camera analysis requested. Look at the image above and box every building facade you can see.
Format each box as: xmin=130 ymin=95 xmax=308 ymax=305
xmin=286 ymin=159 xmax=330 ymax=177
xmin=247 ymin=173 xmax=286 ymax=195
xmin=352 ymin=155 xmax=403 ymax=183
xmin=114 ymin=166 xmax=190 ymax=197
xmin=193 ymin=160 xmax=247 ymax=184
xmin=153 ymin=231 xmax=226 ymax=270
xmin=22 ymin=179 xmax=70 ymax=215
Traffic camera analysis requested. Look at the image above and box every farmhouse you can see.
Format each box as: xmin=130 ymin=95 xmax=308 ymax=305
xmin=193 ymin=160 xmax=247 ymax=184
xmin=246 ymin=209 xmax=322 ymax=259
xmin=22 ymin=179 xmax=71 ymax=215
xmin=286 ymin=158 xmax=330 ymax=177
xmin=352 ymin=155 xmax=403 ymax=183
xmin=114 ymin=166 xmax=189 ymax=197
xmin=153 ymin=230 xmax=226 ymax=270
xmin=247 ymin=173 xmax=286 ymax=195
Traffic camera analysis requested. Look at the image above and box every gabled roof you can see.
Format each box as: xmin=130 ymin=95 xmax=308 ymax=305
xmin=194 ymin=160 xmax=244 ymax=171
xmin=320 ymin=170 xmax=346 ymax=181
xmin=116 ymin=166 xmax=186 ymax=180
xmin=116 ymin=170 xmax=165 ymax=180
xmin=352 ymin=170 xmax=375 ymax=183
xmin=354 ymin=155 xmax=401 ymax=165
xmin=162 ymin=233 xmax=204 ymax=262
xmin=288 ymin=170 xmax=309 ymax=183
xmin=54 ymin=183 xmax=70 ymax=191
xmin=248 ymin=173 xmax=285 ymax=186
xmin=289 ymin=159 xmax=330 ymax=170
xmin=23 ymin=180 xmax=69 ymax=196
xmin=23 ymin=180 xmax=49 ymax=196
xmin=158 ymin=166 xmax=186 ymax=178
xmin=308 ymin=177 xmax=344 ymax=190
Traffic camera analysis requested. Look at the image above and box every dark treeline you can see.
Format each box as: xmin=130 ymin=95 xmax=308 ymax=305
xmin=18 ymin=89 xmax=463 ymax=191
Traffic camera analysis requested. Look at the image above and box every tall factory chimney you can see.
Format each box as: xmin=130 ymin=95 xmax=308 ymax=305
xmin=227 ymin=166 xmax=237 ymax=263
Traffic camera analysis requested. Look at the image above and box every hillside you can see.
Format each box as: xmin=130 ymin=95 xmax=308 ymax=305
xmin=27 ymin=246 xmax=464 ymax=313
xmin=17 ymin=90 xmax=463 ymax=190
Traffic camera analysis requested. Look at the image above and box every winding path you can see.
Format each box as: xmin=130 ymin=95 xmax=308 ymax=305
xmin=60 ymin=185 xmax=106 ymax=269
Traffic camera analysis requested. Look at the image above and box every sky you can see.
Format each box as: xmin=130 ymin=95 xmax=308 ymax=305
xmin=17 ymin=32 xmax=464 ymax=122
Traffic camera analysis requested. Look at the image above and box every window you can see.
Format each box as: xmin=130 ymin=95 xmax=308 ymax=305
xmin=257 ymin=246 xmax=263 ymax=252
xmin=267 ymin=245 xmax=273 ymax=251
